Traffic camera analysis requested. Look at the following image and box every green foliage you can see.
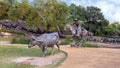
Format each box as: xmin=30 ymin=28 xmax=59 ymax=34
xmin=104 ymin=22 xmax=120 ymax=37
xmin=60 ymin=36 xmax=98 ymax=48
xmin=82 ymin=42 xmax=98 ymax=48
xmin=68 ymin=3 xmax=86 ymax=21
xmin=60 ymin=36 xmax=81 ymax=45
xmin=33 ymin=0 xmax=69 ymax=31
xmin=8 ymin=0 xmax=32 ymax=21
xmin=5 ymin=0 xmax=69 ymax=31
xmin=3 ymin=0 xmax=120 ymax=37
xmin=0 ymin=63 xmax=34 ymax=68
xmin=11 ymin=36 xmax=28 ymax=44
xmin=68 ymin=4 xmax=109 ymax=36
xmin=0 ymin=1 xmax=10 ymax=19
xmin=60 ymin=36 xmax=71 ymax=45
xmin=84 ymin=6 xmax=109 ymax=35
xmin=73 ymin=36 xmax=81 ymax=42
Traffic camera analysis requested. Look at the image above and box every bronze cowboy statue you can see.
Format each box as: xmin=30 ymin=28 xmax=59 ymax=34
xmin=64 ymin=19 xmax=92 ymax=47
xmin=73 ymin=19 xmax=82 ymax=37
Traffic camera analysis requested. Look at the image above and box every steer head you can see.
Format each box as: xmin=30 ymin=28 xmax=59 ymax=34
xmin=28 ymin=36 xmax=36 ymax=48
xmin=28 ymin=36 xmax=44 ymax=48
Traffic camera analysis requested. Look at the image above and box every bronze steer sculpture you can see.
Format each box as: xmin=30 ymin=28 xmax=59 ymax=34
xmin=28 ymin=32 xmax=60 ymax=57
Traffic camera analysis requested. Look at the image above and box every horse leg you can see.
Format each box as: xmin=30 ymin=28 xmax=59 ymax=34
xmin=70 ymin=36 xmax=76 ymax=47
xmin=77 ymin=40 xmax=83 ymax=48
xmin=71 ymin=40 xmax=76 ymax=47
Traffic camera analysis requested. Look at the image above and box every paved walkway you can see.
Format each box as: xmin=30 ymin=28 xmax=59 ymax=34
xmin=0 ymin=41 xmax=10 ymax=44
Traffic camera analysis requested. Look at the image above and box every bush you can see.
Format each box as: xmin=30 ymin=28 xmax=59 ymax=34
xmin=11 ymin=36 xmax=28 ymax=44
xmin=60 ymin=36 xmax=71 ymax=45
xmin=60 ymin=36 xmax=82 ymax=45
xmin=82 ymin=42 xmax=98 ymax=48
xmin=60 ymin=36 xmax=98 ymax=48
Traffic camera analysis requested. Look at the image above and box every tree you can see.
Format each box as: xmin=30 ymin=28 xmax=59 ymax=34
xmin=4 ymin=0 xmax=16 ymax=4
xmin=68 ymin=4 xmax=109 ymax=36
xmin=104 ymin=22 xmax=120 ymax=36
xmin=6 ymin=0 xmax=69 ymax=32
xmin=0 ymin=1 xmax=10 ymax=19
xmin=68 ymin=3 xmax=86 ymax=22
xmin=84 ymin=6 xmax=109 ymax=36
xmin=33 ymin=0 xmax=69 ymax=31
xmin=8 ymin=0 xmax=32 ymax=21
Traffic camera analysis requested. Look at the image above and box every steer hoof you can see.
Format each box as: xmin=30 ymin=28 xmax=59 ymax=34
xmin=42 ymin=55 xmax=45 ymax=57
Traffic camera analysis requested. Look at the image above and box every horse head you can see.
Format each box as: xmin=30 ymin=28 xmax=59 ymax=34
xmin=64 ymin=24 xmax=73 ymax=32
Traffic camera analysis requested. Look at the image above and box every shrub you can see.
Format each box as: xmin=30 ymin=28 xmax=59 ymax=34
xmin=82 ymin=42 xmax=98 ymax=48
xmin=60 ymin=36 xmax=71 ymax=45
xmin=60 ymin=36 xmax=98 ymax=48
xmin=60 ymin=36 xmax=82 ymax=45
xmin=11 ymin=36 xmax=28 ymax=44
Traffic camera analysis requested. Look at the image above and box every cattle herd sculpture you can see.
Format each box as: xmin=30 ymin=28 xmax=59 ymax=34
xmin=0 ymin=19 xmax=43 ymax=35
xmin=87 ymin=37 xmax=120 ymax=44
xmin=0 ymin=19 xmax=120 ymax=56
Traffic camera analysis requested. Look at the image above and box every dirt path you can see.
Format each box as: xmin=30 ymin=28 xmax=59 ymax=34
xmin=58 ymin=45 xmax=120 ymax=68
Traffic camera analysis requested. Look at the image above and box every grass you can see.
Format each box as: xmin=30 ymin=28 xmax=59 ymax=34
xmin=0 ymin=37 xmax=12 ymax=41
xmin=0 ymin=45 xmax=40 ymax=59
xmin=61 ymin=36 xmax=83 ymax=45
xmin=0 ymin=45 xmax=59 ymax=68
xmin=0 ymin=63 xmax=34 ymax=68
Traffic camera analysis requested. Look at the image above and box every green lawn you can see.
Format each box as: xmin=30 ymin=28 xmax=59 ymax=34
xmin=0 ymin=37 xmax=12 ymax=41
xmin=0 ymin=45 xmax=58 ymax=68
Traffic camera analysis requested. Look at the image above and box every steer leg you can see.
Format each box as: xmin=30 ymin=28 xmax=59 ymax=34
xmin=51 ymin=46 xmax=55 ymax=55
xmin=42 ymin=47 xmax=47 ymax=57
xmin=56 ymin=43 xmax=60 ymax=51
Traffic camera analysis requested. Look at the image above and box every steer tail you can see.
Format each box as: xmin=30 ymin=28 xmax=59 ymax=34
xmin=57 ymin=26 xmax=65 ymax=38
xmin=57 ymin=26 xmax=60 ymax=34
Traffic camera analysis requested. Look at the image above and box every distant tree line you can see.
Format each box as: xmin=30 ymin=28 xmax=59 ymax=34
xmin=0 ymin=0 xmax=120 ymax=37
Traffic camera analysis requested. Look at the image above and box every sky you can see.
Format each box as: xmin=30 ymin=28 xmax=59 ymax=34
xmin=60 ymin=0 xmax=120 ymax=23
xmin=29 ymin=0 xmax=120 ymax=22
